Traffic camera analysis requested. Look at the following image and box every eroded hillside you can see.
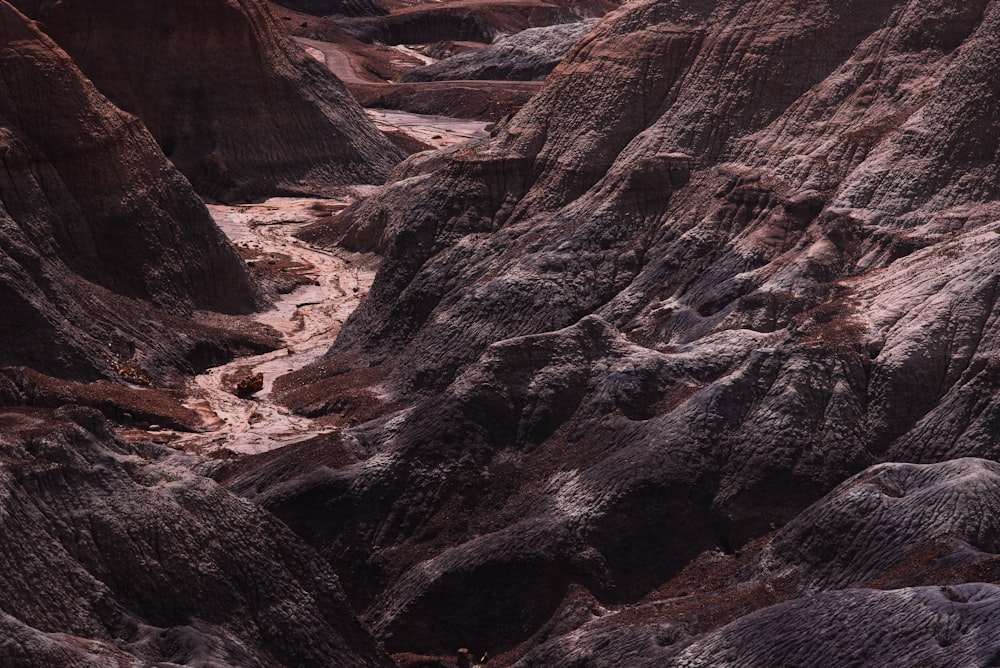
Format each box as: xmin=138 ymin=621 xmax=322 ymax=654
xmin=2 ymin=0 xmax=1000 ymax=666
xmin=12 ymin=0 xmax=404 ymax=200
xmin=256 ymin=0 xmax=1000 ymax=663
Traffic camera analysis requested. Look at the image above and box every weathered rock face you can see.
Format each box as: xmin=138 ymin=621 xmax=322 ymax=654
xmin=12 ymin=0 xmax=403 ymax=201
xmin=403 ymin=19 xmax=598 ymax=82
xmin=272 ymin=0 xmax=388 ymax=17
xmin=339 ymin=0 xmax=612 ymax=47
xmin=515 ymin=584 xmax=1000 ymax=667
xmin=0 ymin=405 xmax=394 ymax=667
xmin=264 ymin=0 xmax=1000 ymax=661
xmin=673 ymin=585 xmax=1000 ymax=668
xmin=0 ymin=2 xmax=265 ymax=381
xmin=748 ymin=458 xmax=1000 ymax=593
xmin=510 ymin=458 xmax=1000 ymax=666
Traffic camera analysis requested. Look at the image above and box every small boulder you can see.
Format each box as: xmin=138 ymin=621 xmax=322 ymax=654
xmin=234 ymin=372 xmax=264 ymax=398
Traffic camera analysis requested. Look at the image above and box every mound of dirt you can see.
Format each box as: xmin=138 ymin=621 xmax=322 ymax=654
xmin=0 ymin=2 xmax=266 ymax=382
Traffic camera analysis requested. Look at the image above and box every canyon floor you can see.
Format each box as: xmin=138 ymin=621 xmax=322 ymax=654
xmin=167 ymin=197 xmax=376 ymax=455
xmin=367 ymin=108 xmax=490 ymax=148
xmin=169 ymin=99 xmax=489 ymax=455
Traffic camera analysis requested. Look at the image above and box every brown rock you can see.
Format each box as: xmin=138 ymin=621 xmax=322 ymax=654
xmin=12 ymin=0 xmax=404 ymax=200
xmin=0 ymin=407 xmax=394 ymax=667
xmin=0 ymin=366 xmax=205 ymax=431
xmin=235 ymin=372 xmax=266 ymax=398
xmin=0 ymin=2 xmax=265 ymax=381
xmin=262 ymin=0 xmax=1000 ymax=662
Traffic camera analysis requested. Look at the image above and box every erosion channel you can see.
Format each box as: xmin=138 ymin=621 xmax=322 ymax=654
xmin=173 ymin=197 xmax=376 ymax=455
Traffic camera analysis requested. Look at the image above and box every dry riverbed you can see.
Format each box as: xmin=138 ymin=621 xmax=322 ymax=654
xmin=171 ymin=197 xmax=377 ymax=455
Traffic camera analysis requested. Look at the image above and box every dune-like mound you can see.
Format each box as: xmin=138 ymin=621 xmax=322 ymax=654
xmin=13 ymin=0 xmax=404 ymax=200
xmin=0 ymin=405 xmax=395 ymax=666
xmin=0 ymin=2 xmax=263 ymax=381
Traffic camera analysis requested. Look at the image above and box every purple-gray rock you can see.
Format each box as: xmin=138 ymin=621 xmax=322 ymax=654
xmin=265 ymin=0 xmax=1000 ymax=661
xmin=403 ymin=20 xmax=598 ymax=82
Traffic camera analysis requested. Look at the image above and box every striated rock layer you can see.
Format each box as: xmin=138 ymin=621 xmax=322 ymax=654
xmin=0 ymin=406 xmax=394 ymax=667
xmin=1 ymin=3 xmax=399 ymax=665
xmin=0 ymin=2 xmax=264 ymax=382
xmin=261 ymin=0 xmax=1000 ymax=662
xmin=338 ymin=0 xmax=616 ymax=46
xmin=403 ymin=19 xmax=598 ymax=82
xmin=12 ymin=0 xmax=403 ymax=200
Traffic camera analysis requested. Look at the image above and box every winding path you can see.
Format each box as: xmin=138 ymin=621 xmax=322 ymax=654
xmin=174 ymin=197 xmax=377 ymax=455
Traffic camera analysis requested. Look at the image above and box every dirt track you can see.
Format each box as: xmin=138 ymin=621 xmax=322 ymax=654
xmin=296 ymin=36 xmax=387 ymax=84
xmin=367 ymin=108 xmax=489 ymax=147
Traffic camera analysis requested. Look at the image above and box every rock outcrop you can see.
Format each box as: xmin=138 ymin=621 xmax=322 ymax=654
xmin=672 ymin=585 xmax=1000 ymax=668
xmin=403 ymin=20 xmax=597 ymax=82
xmin=12 ymin=0 xmax=403 ymax=200
xmin=748 ymin=459 xmax=1000 ymax=593
xmin=512 ymin=457 xmax=1000 ymax=666
xmin=515 ymin=584 xmax=1000 ymax=667
xmin=262 ymin=0 xmax=1000 ymax=661
xmin=0 ymin=2 xmax=264 ymax=381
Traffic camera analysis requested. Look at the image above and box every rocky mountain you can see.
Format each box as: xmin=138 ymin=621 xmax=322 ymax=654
xmin=258 ymin=0 xmax=1000 ymax=663
xmin=11 ymin=0 xmax=403 ymax=201
xmin=4 ymin=0 xmax=1000 ymax=663
xmin=0 ymin=1 xmax=263 ymax=382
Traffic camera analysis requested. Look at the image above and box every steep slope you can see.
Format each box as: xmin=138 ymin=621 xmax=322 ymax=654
xmin=672 ymin=585 xmax=1000 ymax=668
xmin=12 ymin=0 xmax=403 ymax=201
xmin=0 ymin=2 xmax=264 ymax=381
xmin=748 ymin=458 xmax=1000 ymax=592
xmin=515 ymin=458 xmax=1000 ymax=666
xmin=516 ymin=584 xmax=1000 ymax=667
xmin=258 ymin=0 xmax=1000 ymax=661
xmin=0 ymin=405 xmax=394 ymax=667
xmin=0 ymin=9 xmax=396 ymax=663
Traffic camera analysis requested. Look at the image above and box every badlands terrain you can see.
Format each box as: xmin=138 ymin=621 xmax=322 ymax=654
xmin=2 ymin=0 xmax=1000 ymax=666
